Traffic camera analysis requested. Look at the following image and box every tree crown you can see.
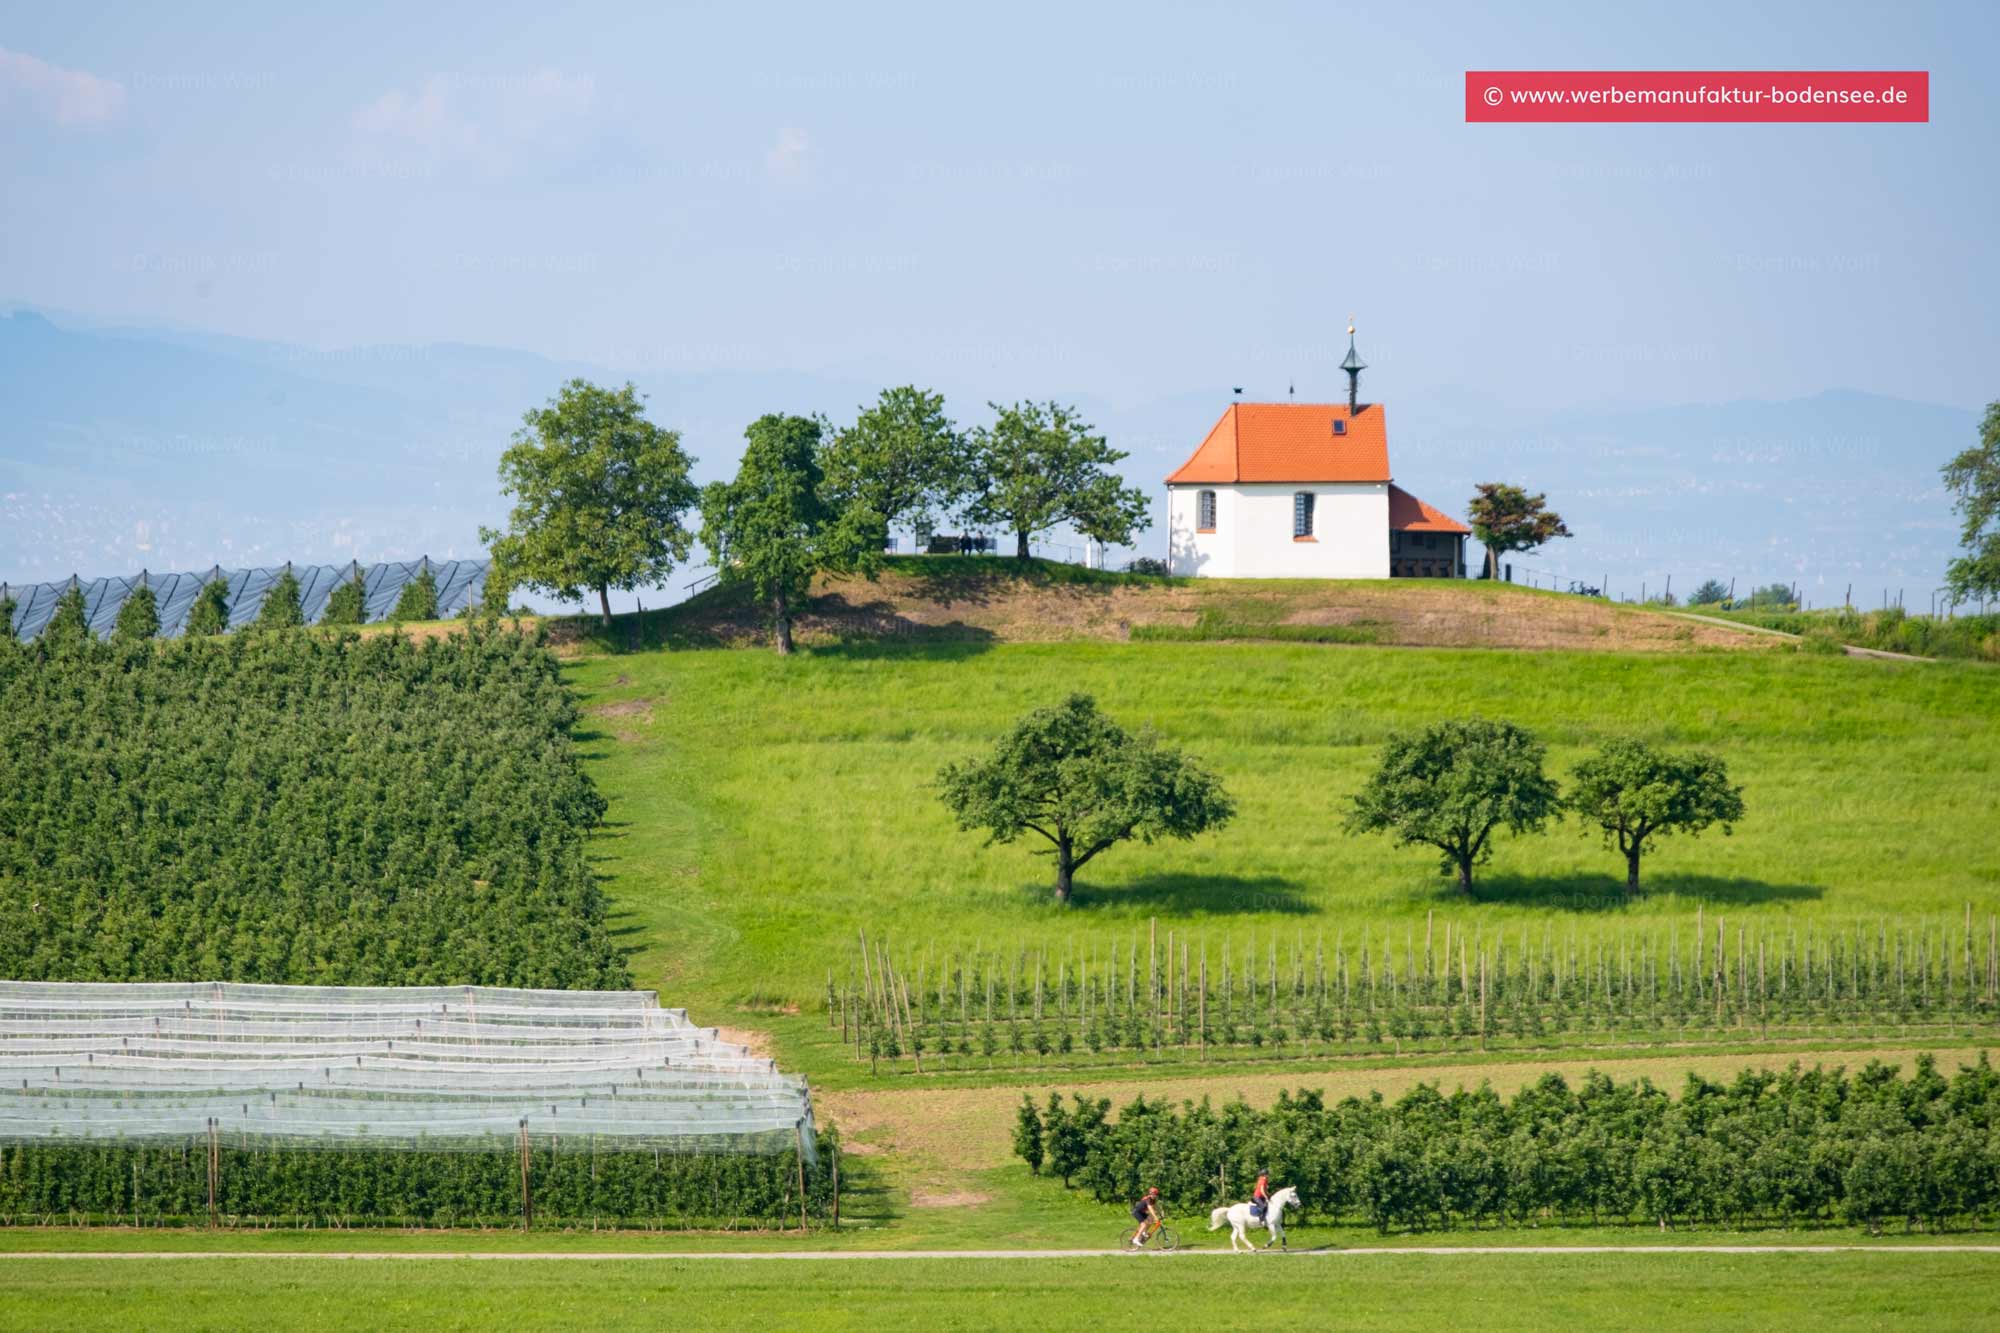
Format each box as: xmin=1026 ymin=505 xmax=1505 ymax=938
xmin=1567 ymin=739 xmax=1744 ymax=852
xmin=481 ymin=379 xmax=699 ymax=604
xmin=1345 ymin=717 xmax=1560 ymax=879
xmin=699 ymin=413 xmax=882 ymax=613
xmin=964 ymin=401 xmax=1150 ymax=547
xmin=1942 ymin=400 xmax=2000 ymax=598
xmin=936 ymin=693 xmax=1233 ymax=887
xmin=821 ymin=385 xmax=969 ymax=539
xmin=1467 ymin=483 xmax=1572 ymax=558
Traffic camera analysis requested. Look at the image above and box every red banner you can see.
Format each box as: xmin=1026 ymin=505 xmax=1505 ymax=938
xmin=1466 ymin=70 xmax=1928 ymax=123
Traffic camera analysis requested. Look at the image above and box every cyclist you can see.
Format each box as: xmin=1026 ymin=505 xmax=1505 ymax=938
xmin=1129 ymin=1186 xmax=1164 ymax=1247
xmin=1248 ymin=1167 xmax=1271 ymax=1223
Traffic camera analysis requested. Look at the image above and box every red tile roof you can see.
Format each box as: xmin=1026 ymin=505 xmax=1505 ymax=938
xmin=1388 ymin=484 xmax=1470 ymax=534
xmin=1165 ymin=402 xmax=1391 ymax=484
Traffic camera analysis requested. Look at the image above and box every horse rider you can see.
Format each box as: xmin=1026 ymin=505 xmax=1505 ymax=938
xmin=1129 ymin=1186 xmax=1164 ymax=1247
xmin=1249 ymin=1167 xmax=1271 ymax=1224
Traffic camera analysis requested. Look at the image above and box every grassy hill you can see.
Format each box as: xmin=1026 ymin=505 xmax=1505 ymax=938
xmin=571 ymin=556 xmax=1782 ymax=654
xmin=563 ymin=567 xmax=2000 ymax=1080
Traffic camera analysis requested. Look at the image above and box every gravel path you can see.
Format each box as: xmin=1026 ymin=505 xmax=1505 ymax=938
xmin=9 ymin=1245 xmax=2000 ymax=1261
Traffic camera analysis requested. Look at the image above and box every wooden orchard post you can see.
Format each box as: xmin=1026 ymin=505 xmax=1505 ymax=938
xmin=206 ymin=1117 xmax=219 ymax=1229
xmin=831 ymin=1149 xmax=840 ymax=1228
xmin=1198 ymin=952 xmax=1207 ymax=1061
xmin=1479 ymin=951 xmax=1488 ymax=1052
xmin=794 ymin=1122 xmax=810 ymax=1231
xmin=518 ymin=1120 xmax=533 ymax=1230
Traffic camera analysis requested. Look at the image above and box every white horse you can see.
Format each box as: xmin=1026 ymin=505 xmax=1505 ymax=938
xmin=1208 ymin=1184 xmax=1299 ymax=1252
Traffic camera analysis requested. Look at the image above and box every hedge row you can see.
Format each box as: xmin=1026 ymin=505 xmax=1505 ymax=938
xmin=1015 ymin=1054 xmax=2000 ymax=1233
xmin=0 ymin=1136 xmax=838 ymax=1229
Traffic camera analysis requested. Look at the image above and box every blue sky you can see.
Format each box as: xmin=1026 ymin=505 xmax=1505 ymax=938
xmin=4 ymin=1 xmax=1995 ymax=411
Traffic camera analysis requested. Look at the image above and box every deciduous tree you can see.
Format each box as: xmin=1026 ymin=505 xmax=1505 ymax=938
xmin=1942 ymin=400 xmax=2000 ymax=599
xmin=391 ymin=565 xmax=438 ymax=621
xmin=483 ymin=379 xmax=700 ymax=625
xmin=256 ymin=567 xmax=305 ymax=630
xmin=1467 ymin=483 xmax=1571 ymax=580
xmin=964 ymin=401 xmax=1150 ymax=560
xmin=319 ymin=566 xmax=368 ymax=627
xmin=1345 ymin=718 xmax=1559 ymax=896
xmin=1566 ymin=739 xmax=1744 ymax=894
xmin=821 ymin=385 xmax=969 ymax=543
xmin=936 ymin=693 xmax=1234 ymax=904
xmin=185 ymin=576 xmax=231 ymax=636
xmin=698 ymin=413 xmax=881 ymax=655
xmin=41 ymin=585 xmax=90 ymax=644
xmin=113 ymin=583 xmax=160 ymax=641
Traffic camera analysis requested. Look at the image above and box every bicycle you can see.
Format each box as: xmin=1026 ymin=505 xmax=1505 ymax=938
xmin=1118 ymin=1214 xmax=1179 ymax=1252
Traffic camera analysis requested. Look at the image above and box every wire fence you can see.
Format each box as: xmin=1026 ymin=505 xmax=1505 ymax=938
xmin=1498 ymin=567 xmax=1996 ymax=618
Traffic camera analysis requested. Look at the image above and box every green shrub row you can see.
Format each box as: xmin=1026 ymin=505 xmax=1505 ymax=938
xmin=1015 ymin=1054 xmax=2000 ymax=1233
xmin=0 ymin=1136 xmax=838 ymax=1229
xmin=0 ymin=623 xmax=625 ymax=987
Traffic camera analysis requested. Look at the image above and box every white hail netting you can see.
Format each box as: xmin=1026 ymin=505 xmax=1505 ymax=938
xmin=0 ymin=982 xmax=814 ymax=1160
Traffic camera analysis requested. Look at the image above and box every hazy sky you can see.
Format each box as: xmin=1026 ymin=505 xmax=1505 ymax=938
xmin=3 ymin=1 xmax=1995 ymax=411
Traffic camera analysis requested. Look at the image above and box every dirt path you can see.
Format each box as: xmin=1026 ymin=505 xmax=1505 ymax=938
xmin=9 ymin=1246 xmax=1999 ymax=1260
xmin=1665 ymin=611 xmax=1931 ymax=662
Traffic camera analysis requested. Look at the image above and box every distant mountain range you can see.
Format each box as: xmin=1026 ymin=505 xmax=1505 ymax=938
xmin=1 ymin=305 xmax=1978 ymax=613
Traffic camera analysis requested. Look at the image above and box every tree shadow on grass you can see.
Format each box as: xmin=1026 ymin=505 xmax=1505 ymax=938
xmin=799 ymin=617 xmax=999 ymax=660
xmin=828 ymin=1149 xmax=901 ymax=1229
xmin=1469 ymin=871 xmax=1826 ymax=913
xmin=1068 ymin=872 xmax=1315 ymax=916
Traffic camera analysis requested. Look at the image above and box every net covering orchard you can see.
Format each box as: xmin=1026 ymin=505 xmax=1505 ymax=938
xmin=0 ymin=982 xmax=833 ymax=1228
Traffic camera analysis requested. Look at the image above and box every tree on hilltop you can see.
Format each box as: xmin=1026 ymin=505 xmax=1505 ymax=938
xmin=1467 ymin=483 xmax=1571 ymax=581
xmin=821 ymin=385 xmax=970 ymax=545
xmin=483 ymin=379 xmax=700 ymax=626
xmin=699 ymin=413 xmax=882 ymax=655
xmin=1942 ymin=401 xmax=2000 ymax=599
xmin=964 ymin=401 xmax=1150 ymax=560
xmin=1688 ymin=579 xmax=1730 ymax=607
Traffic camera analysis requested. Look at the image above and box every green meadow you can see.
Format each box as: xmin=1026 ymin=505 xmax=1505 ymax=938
xmin=6 ymin=1251 xmax=1996 ymax=1330
xmin=568 ymin=637 xmax=2000 ymax=1034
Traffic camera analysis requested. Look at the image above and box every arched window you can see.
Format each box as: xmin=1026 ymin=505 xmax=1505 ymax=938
xmin=1196 ymin=490 xmax=1217 ymax=532
xmin=1292 ymin=491 xmax=1315 ymax=539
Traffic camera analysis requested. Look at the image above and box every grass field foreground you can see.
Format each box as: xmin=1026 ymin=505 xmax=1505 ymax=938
xmin=5 ymin=1251 xmax=1997 ymax=1330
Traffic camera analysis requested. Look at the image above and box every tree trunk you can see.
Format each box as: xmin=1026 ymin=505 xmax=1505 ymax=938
xmin=1484 ymin=546 xmax=1499 ymax=581
xmin=1455 ymin=856 xmax=1474 ymax=896
xmin=1054 ymin=832 xmax=1074 ymax=904
xmin=772 ymin=589 xmax=794 ymax=656
xmin=597 ymin=586 xmax=613 ymax=626
xmin=1625 ymin=845 xmax=1642 ymax=896
xmin=1016 ymin=529 xmax=1031 ymax=561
